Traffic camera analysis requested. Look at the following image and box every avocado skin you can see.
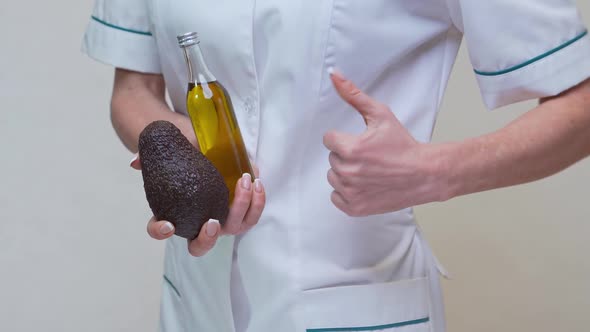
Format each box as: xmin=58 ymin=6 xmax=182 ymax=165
xmin=138 ymin=121 xmax=229 ymax=240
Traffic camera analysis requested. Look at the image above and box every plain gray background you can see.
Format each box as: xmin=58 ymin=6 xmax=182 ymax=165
xmin=1 ymin=1 xmax=588 ymax=331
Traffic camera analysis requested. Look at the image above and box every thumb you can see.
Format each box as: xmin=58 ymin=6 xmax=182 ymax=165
xmin=329 ymin=68 xmax=385 ymax=128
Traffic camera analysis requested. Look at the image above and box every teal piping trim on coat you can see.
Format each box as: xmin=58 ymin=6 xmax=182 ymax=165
xmin=306 ymin=317 xmax=430 ymax=332
xmin=474 ymin=30 xmax=588 ymax=76
xmin=163 ymin=275 xmax=181 ymax=298
xmin=91 ymin=15 xmax=152 ymax=36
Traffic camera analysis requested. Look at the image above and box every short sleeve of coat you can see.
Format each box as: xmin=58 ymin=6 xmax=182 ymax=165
xmin=82 ymin=0 xmax=161 ymax=74
xmin=447 ymin=0 xmax=590 ymax=109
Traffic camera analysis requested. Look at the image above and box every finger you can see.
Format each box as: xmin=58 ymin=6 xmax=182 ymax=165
xmin=326 ymin=168 xmax=345 ymax=192
xmin=223 ymin=173 xmax=253 ymax=235
xmin=323 ymin=130 xmax=358 ymax=157
xmin=188 ymin=219 xmax=220 ymax=257
xmin=328 ymin=168 xmax=365 ymax=203
xmin=328 ymin=152 xmax=346 ymax=169
xmin=328 ymin=67 xmax=386 ymax=128
xmin=241 ymin=178 xmax=266 ymax=231
xmin=331 ymin=191 xmax=366 ymax=217
xmin=328 ymin=152 xmax=362 ymax=186
xmin=130 ymin=153 xmax=141 ymax=170
xmin=251 ymin=162 xmax=260 ymax=178
xmin=146 ymin=216 xmax=175 ymax=240
xmin=330 ymin=190 xmax=350 ymax=214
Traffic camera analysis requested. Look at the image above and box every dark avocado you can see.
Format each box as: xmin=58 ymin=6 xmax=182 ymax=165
xmin=138 ymin=120 xmax=229 ymax=240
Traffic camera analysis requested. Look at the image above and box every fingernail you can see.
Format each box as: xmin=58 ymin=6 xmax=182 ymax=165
xmin=254 ymin=179 xmax=263 ymax=193
xmin=241 ymin=173 xmax=252 ymax=190
xmin=328 ymin=67 xmax=345 ymax=81
xmin=206 ymin=219 xmax=220 ymax=237
xmin=129 ymin=153 xmax=138 ymax=167
xmin=160 ymin=222 xmax=174 ymax=235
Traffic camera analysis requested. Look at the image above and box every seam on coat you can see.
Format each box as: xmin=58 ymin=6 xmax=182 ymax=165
xmin=91 ymin=15 xmax=153 ymax=36
xmin=474 ymin=30 xmax=588 ymax=76
xmin=317 ymin=0 xmax=337 ymax=101
xmin=163 ymin=274 xmax=181 ymax=298
xmin=432 ymin=28 xmax=455 ymax=140
xmin=250 ymin=0 xmax=262 ymax=161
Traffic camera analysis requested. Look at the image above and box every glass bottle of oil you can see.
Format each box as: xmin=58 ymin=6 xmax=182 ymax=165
xmin=177 ymin=32 xmax=254 ymax=202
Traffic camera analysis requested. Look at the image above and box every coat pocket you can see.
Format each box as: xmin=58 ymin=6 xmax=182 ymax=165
xmin=302 ymin=277 xmax=431 ymax=332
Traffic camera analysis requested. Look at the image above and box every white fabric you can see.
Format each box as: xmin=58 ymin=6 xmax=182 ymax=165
xmin=82 ymin=0 xmax=160 ymax=74
xmin=447 ymin=0 xmax=590 ymax=108
xmin=302 ymin=277 xmax=430 ymax=331
xmin=475 ymin=35 xmax=590 ymax=109
xmin=82 ymin=1 xmax=590 ymax=332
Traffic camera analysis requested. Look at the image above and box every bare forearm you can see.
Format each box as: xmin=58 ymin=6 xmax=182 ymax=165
xmin=111 ymin=90 xmax=195 ymax=152
xmin=434 ymin=79 xmax=590 ymax=200
xmin=110 ymin=69 xmax=196 ymax=152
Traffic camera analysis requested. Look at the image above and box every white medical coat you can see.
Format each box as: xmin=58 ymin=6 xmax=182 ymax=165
xmin=83 ymin=1 xmax=590 ymax=331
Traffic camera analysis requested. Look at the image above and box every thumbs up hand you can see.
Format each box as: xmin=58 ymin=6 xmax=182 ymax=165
xmin=323 ymin=69 xmax=445 ymax=216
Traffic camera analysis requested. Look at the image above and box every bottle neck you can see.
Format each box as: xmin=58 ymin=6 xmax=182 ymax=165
xmin=182 ymin=43 xmax=216 ymax=84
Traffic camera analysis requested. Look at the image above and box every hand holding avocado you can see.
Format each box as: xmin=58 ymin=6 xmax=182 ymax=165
xmin=132 ymin=121 xmax=265 ymax=257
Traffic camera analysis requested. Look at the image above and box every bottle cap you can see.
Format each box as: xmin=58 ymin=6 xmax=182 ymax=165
xmin=177 ymin=32 xmax=200 ymax=47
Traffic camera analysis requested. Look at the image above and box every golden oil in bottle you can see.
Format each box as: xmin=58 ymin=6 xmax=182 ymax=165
xmin=186 ymin=81 xmax=253 ymax=201
xmin=178 ymin=32 xmax=254 ymax=202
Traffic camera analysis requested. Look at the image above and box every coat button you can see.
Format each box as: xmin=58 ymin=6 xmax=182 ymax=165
xmin=243 ymin=97 xmax=256 ymax=117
